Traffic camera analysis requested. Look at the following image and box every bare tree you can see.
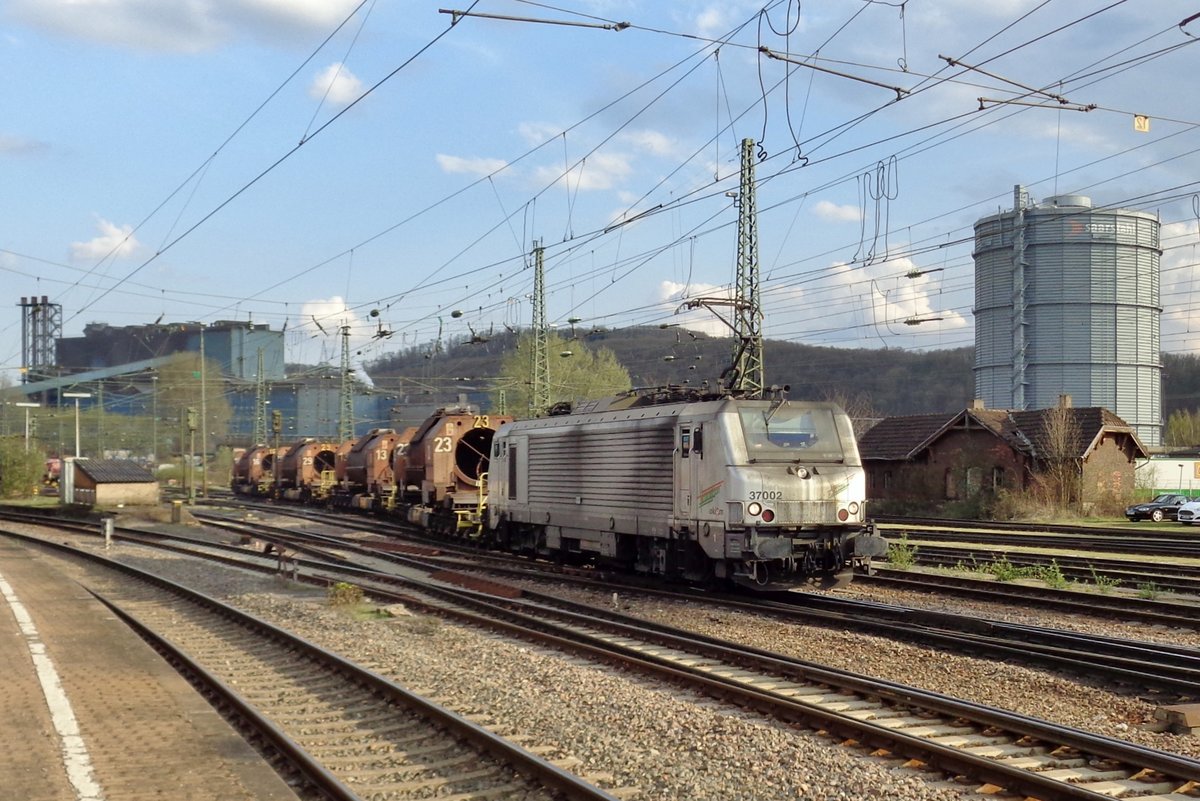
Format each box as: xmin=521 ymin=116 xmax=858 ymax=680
xmin=1035 ymin=407 xmax=1083 ymax=509
xmin=822 ymin=390 xmax=882 ymax=438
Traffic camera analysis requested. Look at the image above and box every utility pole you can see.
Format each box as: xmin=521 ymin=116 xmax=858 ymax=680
xmin=530 ymin=240 xmax=549 ymax=416
xmin=729 ymin=137 xmax=764 ymax=396
xmin=151 ymin=373 xmax=158 ymax=468
xmin=679 ymin=138 xmax=765 ymax=397
xmin=253 ymin=348 xmax=266 ymax=444
xmin=97 ymin=381 xmax=104 ymax=457
xmin=339 ymin=323 xmax=354 ymax=441
xmin=271 ymin=409 xmax=282 ymax=500
xmin=186 ymin=407 xmax=197 ymax=504
xmin=200 ymin=325 xmax=208 ymax=498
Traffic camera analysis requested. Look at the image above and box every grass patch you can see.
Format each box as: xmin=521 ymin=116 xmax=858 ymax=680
xmin=1035 ymin=559 xmax=1071 ymax=590
xmin=1089 ymin=567 xmax=1122 ymax=594
xmin=885 ymin=534 xmax=917 ymax=569
xmin=1136 ymin=581 xmax=1163 ymax=600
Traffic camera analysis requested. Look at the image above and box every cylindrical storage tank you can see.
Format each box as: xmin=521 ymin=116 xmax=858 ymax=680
xmin=973 ymin=188 xmax=1162 ymax=444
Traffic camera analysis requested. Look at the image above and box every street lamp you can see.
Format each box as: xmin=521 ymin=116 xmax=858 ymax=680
xmin=1179 ymin=463 xmax=1186 ymax=493
xmin=151 ymin=374 xmax=158 ymax=468
xmin=13 ymin=402 xmax=39 ymax=452
xmin=63 ymin=392 xmax=91 ymax=458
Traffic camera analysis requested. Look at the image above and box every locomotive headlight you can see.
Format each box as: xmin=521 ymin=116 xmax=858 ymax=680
xmin=796 ymin=466 xmax=810 ymax=479
xmin=848 ymin=502 xmax=860 ymax=515
xmin=747 ymin=501 xmax=763 ymax=517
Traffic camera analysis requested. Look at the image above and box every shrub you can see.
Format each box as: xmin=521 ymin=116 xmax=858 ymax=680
xmin=1089 ymin=566 xmax=1121 ymax=594
xmin=1136 ymin=582 xmax=1162 ymax=600
xmin=885 ymin=534 xmax=917 ymax=569
xmin=327 ymin=581 xmax=364 ymax=607
xmin=1037 ymin=559 xmax=1070 ymax=590
xmin=0 ymin=437 xmax=45 ymax=499
xmin=987 ymin=554 xmax=1024 ymax=582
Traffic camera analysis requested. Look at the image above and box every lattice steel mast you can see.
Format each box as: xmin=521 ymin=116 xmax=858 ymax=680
xmin=253 ymin=348 xmax=266 ymax=444
xmin=339 ymin=323 xmax=354 ymax=440
xmin=530 ymin=241 xmax=550 ymax=415
xmin=729 ymin=137 xmax=764 ymax=396
xmin=681 ymin=138 xmax=765 ymax=397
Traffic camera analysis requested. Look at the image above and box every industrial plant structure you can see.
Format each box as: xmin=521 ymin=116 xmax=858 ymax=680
xmin=973 ymin=186 xmax=1162 ymax=445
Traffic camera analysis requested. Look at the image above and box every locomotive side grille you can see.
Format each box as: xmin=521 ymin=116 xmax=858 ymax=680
xmin=525 ymin=425 xmax=675 ymax=513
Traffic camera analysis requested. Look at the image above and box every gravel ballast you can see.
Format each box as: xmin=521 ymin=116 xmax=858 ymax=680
xmin=24 ymin=528 xmax=1200 ymax=800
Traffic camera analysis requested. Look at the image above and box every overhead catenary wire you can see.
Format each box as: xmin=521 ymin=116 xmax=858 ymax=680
xmin=10 ymin=0 xmax=1200 ymax=375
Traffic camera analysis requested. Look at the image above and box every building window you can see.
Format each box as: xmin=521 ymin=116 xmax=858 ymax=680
xmin=966 ymin=467 xmax=983 ymax=495
xmin=945 ymin=468 xmax=958 ymax=499
xmin=992 ymin=466 xmax=1005 ymax=490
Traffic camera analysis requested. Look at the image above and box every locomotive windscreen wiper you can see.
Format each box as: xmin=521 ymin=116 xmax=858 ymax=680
xmin=764 ymin=398 xmax=787 ymax=429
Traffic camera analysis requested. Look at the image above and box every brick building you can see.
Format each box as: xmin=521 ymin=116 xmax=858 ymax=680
xmin=858 ymin=400 xmax=1147 ymax=509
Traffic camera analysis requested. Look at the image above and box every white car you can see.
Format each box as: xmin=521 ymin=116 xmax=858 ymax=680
xmin=1179 ymin=500 xmax=1200 ymax=525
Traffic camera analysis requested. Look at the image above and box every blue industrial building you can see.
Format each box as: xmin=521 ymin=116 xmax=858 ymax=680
xmin=12 ymin=319 xmax=397 ymax=448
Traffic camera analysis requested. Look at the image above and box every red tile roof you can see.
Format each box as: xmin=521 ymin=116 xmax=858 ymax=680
xmin=858 ymin=406 xmax=1146 ymax=461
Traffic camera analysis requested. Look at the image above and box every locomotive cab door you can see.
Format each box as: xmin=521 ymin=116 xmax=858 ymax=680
xmin=675 ymin=422 xmax=702 ymax=527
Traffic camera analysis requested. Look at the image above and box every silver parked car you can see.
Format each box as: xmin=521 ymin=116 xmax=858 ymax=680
xmin=1178 ymin=499 xmax=1200 ymax=525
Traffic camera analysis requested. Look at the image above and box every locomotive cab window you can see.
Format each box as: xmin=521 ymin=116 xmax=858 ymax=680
xmin=681 ymin=427 xmax=691 ymax=458
xmin=738 ymin=404 xmax=843 ymax=461
xmin=693 ymin=425 xmax=703 ymax=456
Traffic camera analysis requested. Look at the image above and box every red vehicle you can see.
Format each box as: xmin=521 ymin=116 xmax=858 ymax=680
xmin=41 ymin=457 xmax=62 ymax=494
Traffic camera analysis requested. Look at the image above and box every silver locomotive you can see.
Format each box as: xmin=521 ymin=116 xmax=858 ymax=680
xmin=488 ymin=390 xmax=884 ymax=587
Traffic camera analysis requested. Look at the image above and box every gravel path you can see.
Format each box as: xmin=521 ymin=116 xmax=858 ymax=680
xmin=26 ymin=525 xmax=1200 ymax=800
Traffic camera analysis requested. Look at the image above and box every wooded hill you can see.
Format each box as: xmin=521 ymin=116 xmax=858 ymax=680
xmin=364 ymin=326 xmax=1200 ymax=418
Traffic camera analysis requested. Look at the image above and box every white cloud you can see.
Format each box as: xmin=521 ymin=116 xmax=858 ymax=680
xmin=826 ymin=255 xmax=969 ymax=335
xmin=534 ymin=151 xmax=633 ymax=192
xmin=435 ymin=153 xmax=507 ymax=176
xmin=517 ymin=121 xmax=561 ymax=145
xmin=309 ymin=62 xmax=363 ymax=106
xmin=69 ymin=219 xmax=139 ymax=262
xmin=692 ymin=2 xmax=797 ymax=38
xmin=1160 ymin=219 xmax=1200 ymax=344
xmin=0 ymin=135 xmax=48 ymax=155
xmin=7 ymin=0 xmax=363 ymax=52
xmin=657 ymin=280 xmax=733 ymax=338
xmin=298 ymin=297 xmax=380 ymax=386
xmin=620 ymin=129 xmax=678 ymax=158
xmin=813 ymin=200 xmax=862 ymax=223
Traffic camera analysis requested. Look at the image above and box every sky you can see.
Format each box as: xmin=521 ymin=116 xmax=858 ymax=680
xmin=3 ymin=0 xmax=1200 ymax=390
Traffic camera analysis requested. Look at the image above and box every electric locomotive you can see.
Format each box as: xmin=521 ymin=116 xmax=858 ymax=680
xmin=487 ymin=389 xmax=883 ymax=587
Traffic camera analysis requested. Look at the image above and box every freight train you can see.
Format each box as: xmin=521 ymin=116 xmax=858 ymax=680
xmin=232 ymin=390 xmax=884 ymax=587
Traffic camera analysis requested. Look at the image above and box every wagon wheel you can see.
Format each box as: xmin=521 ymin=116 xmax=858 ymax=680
xmin=1151 ymin=509 xmax=1164 ymax=522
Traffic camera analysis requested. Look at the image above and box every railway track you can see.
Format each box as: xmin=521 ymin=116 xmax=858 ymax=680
xmin=10 ymin=515 xmax=1200 ymax=801
xmin=901 ymin=545 xmax=1200 ymax=596
xmin=11 ymin=532 xmax=625 ymax=801
xmin=859 ymin=568 xmax=1200 ymax=629
xmin=12 ymin=504 xmax=1199 ymax=700
xmin=187 ymin=510 xmax=1200 ymax=697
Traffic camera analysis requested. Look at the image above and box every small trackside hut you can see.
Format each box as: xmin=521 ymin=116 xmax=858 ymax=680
xmin=63 ymin=458 xmax=159 ymax=507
